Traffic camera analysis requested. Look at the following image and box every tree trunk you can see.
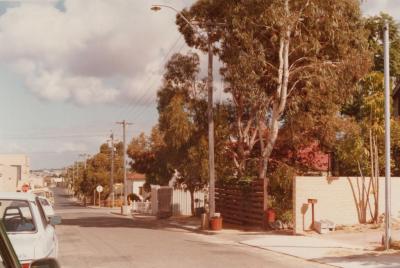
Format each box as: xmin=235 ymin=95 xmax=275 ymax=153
xmin=374 ymin=134 xmax=379 ymax=222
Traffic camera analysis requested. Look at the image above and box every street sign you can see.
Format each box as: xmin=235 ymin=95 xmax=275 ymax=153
xmin=96 ymin=185 xmax=103 ymax=193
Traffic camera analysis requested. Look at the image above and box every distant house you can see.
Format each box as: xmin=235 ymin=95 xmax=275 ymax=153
xmin=394 ymin=83 xmax=400 ymax=118
xmin=0 ymin=154 xmax=30 ymax=191
xmin=126 ymin=173 xmax=147 ymax=200
xmin=0 ymin=164 xmax=18 ymax=192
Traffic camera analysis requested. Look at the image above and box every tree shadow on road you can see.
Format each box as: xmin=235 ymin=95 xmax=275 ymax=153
xmin=59 ymin=215 xmax=218 ymax=236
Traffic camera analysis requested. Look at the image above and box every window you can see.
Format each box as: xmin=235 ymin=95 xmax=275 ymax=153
xmin=39 ymin=198 xmax=50 ymax=207
xmin=0 ymin=200 xmax=36 ymax=232
xmin=35 ymin=198 xmax=48 ymax=229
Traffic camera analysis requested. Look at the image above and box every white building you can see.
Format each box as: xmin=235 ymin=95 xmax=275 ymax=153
xmin=0 ymin=165 xmax=18 ymax=192
xmin=126 ymin=173 xmax=146 ymax=199
xmin=0 ymin=154 xmax=31 ymax=190
xmin=28 ymin=174 xmax=45 ymax=189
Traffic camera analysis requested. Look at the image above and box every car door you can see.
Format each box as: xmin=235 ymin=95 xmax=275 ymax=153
xmin=35 ymin=198 xmax=57 ymax=258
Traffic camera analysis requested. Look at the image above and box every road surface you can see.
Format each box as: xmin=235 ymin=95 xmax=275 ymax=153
xmin=53 ymin=187 xmax=328 ymax=268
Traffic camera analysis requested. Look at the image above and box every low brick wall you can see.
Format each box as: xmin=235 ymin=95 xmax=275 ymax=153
xmin=293 ymin=176 xmax=400 ymax=234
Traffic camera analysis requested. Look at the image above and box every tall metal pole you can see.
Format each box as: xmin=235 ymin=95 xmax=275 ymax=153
xmin=207 ymin=35 xmax=215 ymax=218
xmin=117 ymin=120 xmax=132 ymax=214
xmin=110 ymin=132 xmax=115 ymax=208
xmin=123 ymin=122 xmax=127 ymax=207
xmin=384 ymin=22 xmax=391 ymax=250
xmin=151 ymin=4 xmax=217 ymax=218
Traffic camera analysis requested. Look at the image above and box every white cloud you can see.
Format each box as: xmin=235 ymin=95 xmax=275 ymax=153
xmin=361 ymin=0 xmax=400 ymax=19
xmin=54 ymin=141 xmax=88 ymax=154
xmin=0 ymin=0 xmax=193 ymax=105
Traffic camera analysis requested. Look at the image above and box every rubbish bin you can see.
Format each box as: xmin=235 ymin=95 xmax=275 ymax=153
xmin=210 ymin=214 xmax=223 ymax=231
xmin=266 ymin=208 xmax=276 ymax=223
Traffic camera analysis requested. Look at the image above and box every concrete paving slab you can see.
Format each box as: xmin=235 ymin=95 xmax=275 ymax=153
xmin=241 ymin=235 xmax=364 ymax=259
xmin=241 ymin=235 xmax=400 ymax=268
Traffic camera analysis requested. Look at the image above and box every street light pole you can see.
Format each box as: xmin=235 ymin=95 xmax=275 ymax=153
xmin=383 ymin=22 xmax=391 ymax=250
xmin=79 ymin=153 xmax=90 ymax=169
xmin=151 ymin=4 xmax=216 ymax=217
xmin=207 ymin=35 xmax=215 ymax=217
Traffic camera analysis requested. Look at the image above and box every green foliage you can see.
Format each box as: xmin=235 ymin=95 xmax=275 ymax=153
xmin=279 ymin=210 xmax=293 ymax=224
xmin=128 ymin=126 xmax=171 ymax=186
xmin=71 ymin=142 xmax=124 ymax=199
xmin=269 ymin=162 xmax=296 ymax=213
xmin=156 ymin=52 xmax=209 ymax=189
xmin=364 ymin=13 xmax=400 ymax=78
xmin=337 ymin=72 xmax=396 ymax=176
xmin=178 ymin=0 xmax=371 ymax=179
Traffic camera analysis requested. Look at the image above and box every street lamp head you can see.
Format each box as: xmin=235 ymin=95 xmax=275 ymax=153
xmin=151 ymin=5 xmax=161 ymax=12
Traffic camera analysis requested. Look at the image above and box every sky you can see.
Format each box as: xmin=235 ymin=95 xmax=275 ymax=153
xmin=0 ymin=0 xmax=397 ymax=169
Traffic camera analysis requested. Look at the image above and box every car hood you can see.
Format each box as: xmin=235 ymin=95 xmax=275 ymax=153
xmin=8 ymin=233 xmax=37 ymax=261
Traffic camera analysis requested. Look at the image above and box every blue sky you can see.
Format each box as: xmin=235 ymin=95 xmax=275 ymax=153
xmin=0 ymin=0 xmax=396 ymax=169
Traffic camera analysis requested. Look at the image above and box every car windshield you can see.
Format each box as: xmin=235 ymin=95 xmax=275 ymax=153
xmin=0 ymin=200 xmax=36 ymax=233
xmin=34 ymin=192 xmax=45 ymax=197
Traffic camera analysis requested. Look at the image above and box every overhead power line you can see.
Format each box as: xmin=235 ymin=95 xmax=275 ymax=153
xmin=114 ymin=35 xmax=184 ymax=119
xmin=1 ymin=133 xmax=109 ymax=140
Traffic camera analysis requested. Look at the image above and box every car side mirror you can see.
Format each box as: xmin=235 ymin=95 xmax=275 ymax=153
xmin=49 ymin=215 xmax=61 ymax=226
xmin=31 ymin=258 xmax=60 ymax=268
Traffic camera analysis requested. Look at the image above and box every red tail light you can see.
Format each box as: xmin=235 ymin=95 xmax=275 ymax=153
xmin=21 ymin=262 xmax=31 ymax=268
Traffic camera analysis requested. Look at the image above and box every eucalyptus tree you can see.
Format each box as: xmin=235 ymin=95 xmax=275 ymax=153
xmin=178 ymin=0 xmax=371 ymax=180
xmin=157 ymin=52 xmax=210 ymax=215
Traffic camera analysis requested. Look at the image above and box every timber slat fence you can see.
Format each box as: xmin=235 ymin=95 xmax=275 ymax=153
xmin=216 ymin=179 xmax=265 ymax=226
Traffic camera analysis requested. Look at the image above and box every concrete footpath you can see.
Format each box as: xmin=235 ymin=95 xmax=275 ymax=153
xmin=240 ymin=232 xmax=400 ymax=268
xmin=159 ymin=216 xmax=400 ymax=268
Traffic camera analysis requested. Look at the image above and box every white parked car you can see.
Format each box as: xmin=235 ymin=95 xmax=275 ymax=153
xmin=31 ymin=188 xmax=55 ymax=205
xmin=0 ymin=192 xmax=60 ymax=268
xmin=37 ymin=196 xmax=55 ymax=218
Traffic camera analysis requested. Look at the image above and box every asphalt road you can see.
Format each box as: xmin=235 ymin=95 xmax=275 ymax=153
xmin=53 ymin=187 xmax=329 ymax=268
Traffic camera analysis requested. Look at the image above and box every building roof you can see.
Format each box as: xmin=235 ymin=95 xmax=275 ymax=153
xmin=127 ymin=172 xmax=146 ymax=181
xmin=0 ymin=192 xmax=37 ymax=202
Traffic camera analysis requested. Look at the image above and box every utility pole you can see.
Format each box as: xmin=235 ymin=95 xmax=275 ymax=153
xmin=116 ymin=120 xmax=133 ymax=215
xmin=151 ymin=4 xmax=219 ymax=218
xmin=207 ymin=34 xmax=215 ymax=218
xmin=383 ymin=22 xmax=391 ymax=250
xmin=72 ymin=161 xmax=76 ymax=198
xmin=79 ymin=153 xmax=90 ymax=169
xmin=109 ymin=132 xmax=115 ymax=208
xmin=78 ymin=153 xmax=90 ymax=206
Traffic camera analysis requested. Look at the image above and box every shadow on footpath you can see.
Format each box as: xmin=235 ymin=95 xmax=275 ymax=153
xmin=60 ymin=216 xmax=218 ymax=236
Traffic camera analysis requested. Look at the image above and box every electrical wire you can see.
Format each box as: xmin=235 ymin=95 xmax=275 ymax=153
xmin=123 ymin=40 xmax=189 ymax=123
xmin=114 ymin=35 xmax=184 ymax=119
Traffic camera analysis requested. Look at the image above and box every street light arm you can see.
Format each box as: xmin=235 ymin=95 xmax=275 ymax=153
xmin=151 ymin=4 xmax=199 ymax=34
